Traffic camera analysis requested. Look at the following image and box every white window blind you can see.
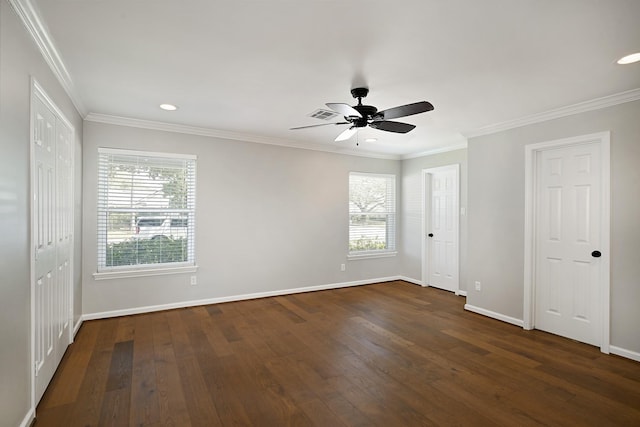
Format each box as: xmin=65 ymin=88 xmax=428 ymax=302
xmin=349 ymin=172 xmax=396 ymax=254
xmin=97 ymin=148 xmax=196 ymax=272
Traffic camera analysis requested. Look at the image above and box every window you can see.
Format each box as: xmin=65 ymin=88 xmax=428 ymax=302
xmin=349 ymin=172 xmax=396 ymax=255
xmin=97 ymin=148 xmax=196 ymax=273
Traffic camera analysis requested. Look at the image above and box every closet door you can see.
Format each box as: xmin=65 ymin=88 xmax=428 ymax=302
xmin=32 ymin=88 xmax=73 ymax=403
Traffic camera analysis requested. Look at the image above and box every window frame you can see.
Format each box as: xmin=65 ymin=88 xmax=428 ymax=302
xmin=94 ymin=148 xmax=197 ymax=280
xmin=348 ymin=172 xmax=397 ymax=259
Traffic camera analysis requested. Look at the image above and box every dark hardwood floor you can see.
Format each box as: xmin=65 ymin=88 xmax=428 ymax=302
xmin=34 ymin=281 xmax=640 ymax=426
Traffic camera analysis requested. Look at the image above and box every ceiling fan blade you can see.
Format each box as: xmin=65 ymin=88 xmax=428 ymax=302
xmin=290 ymin=122 xmax=349 ymax=130
xmin=335 ymin=126 xmax=357 ymax=142
xmin=326 ymin=103 xmax=362 ymax=118
xmin=369 ymin=120 xmax=416 ymax=133
xmin=376 ymin=101 xmax=434 ymax=120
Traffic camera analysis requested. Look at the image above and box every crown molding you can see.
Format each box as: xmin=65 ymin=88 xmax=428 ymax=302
xmin=464 ymin=88 xmax=640 ymax=139
xmin=85 ymin=113 xmax=402 ymax=160
xmin=9 ymin=0 xmax=86 ymax=116
xmin=401 ymin=141 xmax=468 ymax=160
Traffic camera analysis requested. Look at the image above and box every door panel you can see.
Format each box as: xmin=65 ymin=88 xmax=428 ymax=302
xmin=535 ymin=143 xmax=601 ymax=346
xmin=32 ymin=92 xmax=73 ymax=403
xmin=425 ymin=167 xmax=459 ymax=292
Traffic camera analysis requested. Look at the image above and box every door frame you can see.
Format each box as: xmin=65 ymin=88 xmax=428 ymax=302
xmin=422 ymin=164 xmax=460 ymax=294
xmin=523 ymin=131 xmax=610 ymax=353
xmin=30 ymin=78 xmax=75 ymax=410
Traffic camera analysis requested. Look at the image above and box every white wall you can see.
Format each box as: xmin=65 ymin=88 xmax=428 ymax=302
xmin=82 ymin=121 xmax=402 ymax=315
xmin=400 ymin=149 xmax=468 ymax=291
xmin=467 ymin=100 xmax=640 ymax=355
xmin=0 ymin=1 xmax=83 ymax=426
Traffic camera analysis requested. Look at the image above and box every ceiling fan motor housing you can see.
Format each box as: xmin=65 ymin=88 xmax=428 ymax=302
xmin=350 ymin=87 xmax=369 ymax=99
xmin=349 ymin=87 xmax=378 ymax=126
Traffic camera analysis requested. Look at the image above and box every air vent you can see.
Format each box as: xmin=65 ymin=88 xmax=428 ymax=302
xmin=308 ymin=109 xmax=340 ymax=121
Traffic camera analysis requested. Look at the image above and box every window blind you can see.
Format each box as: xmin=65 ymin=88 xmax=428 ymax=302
xmin=349 ymin=172 xmax=396 ymax=253
xmin=97 ymin=148 xmax=196 ymax=272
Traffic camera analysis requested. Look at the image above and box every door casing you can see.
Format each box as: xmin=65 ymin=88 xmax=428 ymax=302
xmin=523 ymin=131 xmax=610 ymax=353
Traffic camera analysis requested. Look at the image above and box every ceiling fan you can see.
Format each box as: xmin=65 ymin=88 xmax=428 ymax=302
xmin=291 ymin=87 xmax=434 ymax=142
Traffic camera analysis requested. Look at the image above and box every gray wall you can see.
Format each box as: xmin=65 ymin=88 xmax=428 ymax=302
xmin=0 ymin=2 xmax=83 ymax=426
xmin=467 ymin=100 xmax=640 ymax=354
xmin=82 ymin=121 xmax=401 ymax=315
xmin=400 ymin=149 xmax=468 ymax=291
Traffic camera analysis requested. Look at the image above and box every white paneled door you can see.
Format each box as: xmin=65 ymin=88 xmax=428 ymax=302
xmin=32 ymin=85 xmax=73 ymax=404
xmin=424 ymin=165 xmax=459 ymax=293
xmin=535 ymin=142 xmax=602 ymax=346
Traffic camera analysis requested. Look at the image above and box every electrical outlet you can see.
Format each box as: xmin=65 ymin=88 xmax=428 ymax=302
xmin=474 ymin=281 xmax=481 ymax=291
xmin=340 ymin=263 xmax=346 ymax=271
xmin=190 ymin=275 xmax=197 ymax=286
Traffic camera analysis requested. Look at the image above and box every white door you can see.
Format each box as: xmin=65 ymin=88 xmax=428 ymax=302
xmin=32 ymin=88 xmax=73 ymax=403
xmin=424 ymin=165 xmax=459 ymax=293
xmin=534 ymin=142 xmax=602 ymax=346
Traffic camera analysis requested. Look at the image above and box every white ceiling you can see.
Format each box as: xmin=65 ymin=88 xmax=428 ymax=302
xmin=32 ymin=0 xmax=640 ymax=157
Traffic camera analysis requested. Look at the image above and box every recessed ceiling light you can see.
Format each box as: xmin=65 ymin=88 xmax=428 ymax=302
xmin=159 ymin=103 xmax=178 ymax=111
xmin=365 ymin=138 xmax=377 ymax=142
xmin=617 ymin=52 xmax=640 ymax=65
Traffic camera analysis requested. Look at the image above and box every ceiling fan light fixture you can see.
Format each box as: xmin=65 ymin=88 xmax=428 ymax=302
xmin=159 ymin=103 xmax=178 ymax=111
xmin=617 ymin=52 xmax=640 ymax=64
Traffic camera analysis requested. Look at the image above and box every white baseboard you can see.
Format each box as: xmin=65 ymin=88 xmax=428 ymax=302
xmin=73 ymin=316 xmax=83 ymax=337
xmin=399 ymin=276 xmax=467 ymax=297
xmin=83 ymin=276 xmax=403 ymax=321
xmin=460 ymin=307 xmax=639 ymax=363
xmin=19 ymin=408 xmax=35 ymax=427
xmin=610 ymin=345 xmax=640 ymax=363
xmin=399 ymin=276 xmax=423 ymax=286
xmin=464 ymin=304 xmax=524 ymax=327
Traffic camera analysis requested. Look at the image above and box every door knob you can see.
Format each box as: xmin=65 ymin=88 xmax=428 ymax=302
xmin=591 ymin=250 xmax=601 ymax=258
xmin=428 ymin=233 xmax=434 ymax=237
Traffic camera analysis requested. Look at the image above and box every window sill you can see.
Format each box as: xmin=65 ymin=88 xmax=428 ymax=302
xmin=347 ymin=251 xmax=397 ymax=260
xmin=93 ymin=265 xmax=198 ymax=281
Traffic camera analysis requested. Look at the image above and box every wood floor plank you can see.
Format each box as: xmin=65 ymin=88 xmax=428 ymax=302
xmin=129 ymin=314 xmax=161 ymax=427
xmin=34 ymin=281 xmax=640 ymax=427
xmin=105 ymin=340 xmax=134 ymax=392
xmin=152 ymin=313 xmax=192 ymax=427
xmin=65 ymin=317 xmax=119 ymax=427
xmin=37 ymin=320 xmax=99 ymax=409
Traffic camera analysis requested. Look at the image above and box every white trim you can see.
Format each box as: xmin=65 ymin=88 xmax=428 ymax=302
xmin=9 ymin=0 xmax=86 ymax=116
xmin=400 ymin=276 xmax=467 ymax=296
xmin=421 ymin=164 xmax=460 ymax=294
xmin=98 ymin=147 xmax=197 ymax=160
xmin=94 ymin=265 xmax=198 ymax=280
xmin=32 ymin=79 xmax=74 ymax=131
xmin=401 ymin=141 xmax=468 ymax=160
xmin=465 ymin=88 xmax=640 ymax=138
xmin=347 ymin=251 xmax=397 ymax=260
xmin=464 ymin=304 xmax=524 ymax=327
xmin=610 ymin=346 xmax=640 ymax=363
xmin=18 ymin=409 xmax=35 ymax=427
xmin=523 ymin=131 xmax=611 ymax=353
xmin=399 ymin=276 xmax=423 ymax=286
xmin=85 ymin=113 xmax=402 ymax=160
xmin=82 ymin=276 xmax=403 ymax=320
xmin=29 ymin=76 xmax=37 ymax=427
xmin=73 ymin=317 xmax=83 ymax=337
